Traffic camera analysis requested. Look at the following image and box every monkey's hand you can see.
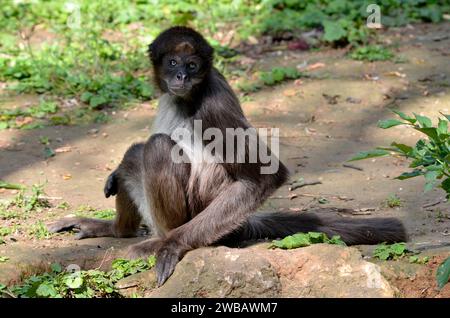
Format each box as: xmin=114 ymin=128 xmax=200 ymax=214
xmin=127 ymin=238 xmax=189 ymax=286
xmin=104 ymin=170 xmax=118 ymax=198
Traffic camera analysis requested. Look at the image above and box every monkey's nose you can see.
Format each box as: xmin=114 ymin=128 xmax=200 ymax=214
xmin=176 ymin=72 xmax=187 ymax=82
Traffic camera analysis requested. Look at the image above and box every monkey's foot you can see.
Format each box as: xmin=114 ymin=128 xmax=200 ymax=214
xmin=104 ymin=170 xmax=118 ymax=198
xmin=127 ymin=238 xmax=190 ymax=286
xmin=47 ymin=217 xmax=114 ymax=239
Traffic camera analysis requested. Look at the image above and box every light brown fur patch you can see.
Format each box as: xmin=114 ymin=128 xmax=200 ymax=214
xmin=175 ymin=41 xmax=195 ymax=54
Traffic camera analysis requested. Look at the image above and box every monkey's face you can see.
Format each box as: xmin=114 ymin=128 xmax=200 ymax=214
xmin=160 ymin=53 xmax=204 ymax=98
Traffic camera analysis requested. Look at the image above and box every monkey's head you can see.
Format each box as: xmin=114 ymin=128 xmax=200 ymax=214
xmin=149 ymin=26 xmax=214 ymax=98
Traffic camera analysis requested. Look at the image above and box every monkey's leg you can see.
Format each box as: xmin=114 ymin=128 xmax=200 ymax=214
xmin=47 ymin=189 xmax=142 ymax=239
xmin=126 ymin=133 xmax=190 ymax=258
xmin=48 ymin=144 xmax=145 ymax=239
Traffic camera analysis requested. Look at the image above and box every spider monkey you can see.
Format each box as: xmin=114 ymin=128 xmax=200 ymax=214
xmin=49 ymin=26 xmax=407 ymax=286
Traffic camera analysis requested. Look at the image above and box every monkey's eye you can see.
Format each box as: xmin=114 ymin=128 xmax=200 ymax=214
xmin=169 ymin=59 xmax=177 ymax=66
xmin=188 ymin=62 xmax=197 ymax=70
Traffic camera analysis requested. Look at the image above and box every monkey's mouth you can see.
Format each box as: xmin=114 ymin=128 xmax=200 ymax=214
xmin=168 ymin=85 xmax=191 ymax=97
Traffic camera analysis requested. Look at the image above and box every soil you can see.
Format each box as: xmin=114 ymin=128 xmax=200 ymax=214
xmin=0 ymin=22 xmax=449 ymax=297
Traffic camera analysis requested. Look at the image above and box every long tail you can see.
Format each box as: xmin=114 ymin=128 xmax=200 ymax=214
xmin=219 ymin=212 xmax=408 ymax=246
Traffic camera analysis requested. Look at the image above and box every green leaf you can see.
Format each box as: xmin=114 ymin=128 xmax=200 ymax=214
xmin=441 ymin=178 xmax=450 ymax=195
xmin=415 ymin=127 xmax=438 ymax=141
xmin=391 ymin=243 xmax=406 ymax=255
xmin=348 ymin=149 xmax=390 ymax=161
xmin=392 ymin=110 xmax=416 ymax=124
xmin=51 ymin=263 xmax=62 ymax=273
xmin=438 ymin=119 xmax=448 ymax=135
xmin=308 ymin=232 xmax=327 ymax=243
xmin=0 ymin=122 xmax=8 ymax=130
xmin=0 ymin=180 xmax=26 ymax=190
xmin=323 ymin=20 xmax=347 ymax=42
xmin=436 ymin=256 xmax=450 ymax=289
xmin=391 ymin=142 xmax=413 ymax=154
xmin=378 ymin=119 xmax=404 ymax=129
xmin=65 ymin=276 xmax=83 ymax=289
xmin=89 ymin=95 xmax=108 ymax=109
xmin=36 ymin=283 xmax=58 ymax=297
xmin=80 ymin=92 xmax=93 ymax=103
xmin=327 ymin=235 xmax=346 ymax=246
xmin=414 ymin=113 xmax=432 ymax=128
xmin=395 ymin=170 xmax=423 ymax=180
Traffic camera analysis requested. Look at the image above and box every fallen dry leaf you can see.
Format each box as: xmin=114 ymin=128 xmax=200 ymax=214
xmin=306 ymin=62 xmax=325 ymax=71
xmin=385 ymin=71 xmax=406 ymax=78
xmin=54 ymin=146 xmax=73 ymax=153
xmin=62 ymin=173 xmax=72 ymax=180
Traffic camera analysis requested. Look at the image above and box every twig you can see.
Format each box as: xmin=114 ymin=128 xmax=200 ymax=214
xmin=289 ymin=181 xmax=322 ymax=191
xmin=342 ymin=163 xmax=363 ymax=171
xmin=39 ymin=196 xmax=63 ymax=201
xmin=422 ymin=200 xmax=442 ymax=208
xmin=95 ymin=247 xmax=114 ymax=270
xmin=270 ymin=194 xmax=298 ymax=200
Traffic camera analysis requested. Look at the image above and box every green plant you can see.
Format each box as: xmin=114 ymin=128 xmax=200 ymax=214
xmin=350 ymin=111 xmax=450 ymax=198
xmin=13 ymin=183 xmax=50 ymax=212
xmin=409 ymin=255 xmax=429 ymax=264
xmin=11 ymin=256 xmax=156 ymax=298
xmin=270 ymin=231 xmax=346 ymax=249
xmin=0 ymin=100 xmax=59 ymax=130
xmin=28 ymin=221 xmax=52 ymax=240
xmin=350 ymin=45 xmax=394 ymax=62
xmin=385 ymin=194 xmax=402 ymax=208
xmin=373 ymin=242 xmax=407 ymax=260
xmin=259 ymin=67 xmax=304 ymax=86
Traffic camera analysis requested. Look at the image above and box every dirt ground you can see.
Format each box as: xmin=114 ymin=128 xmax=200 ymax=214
xmin=0 ymin=23 xmax=449 ymax=297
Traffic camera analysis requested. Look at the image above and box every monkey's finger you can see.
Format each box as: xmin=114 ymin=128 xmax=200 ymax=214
xmin=156 ymin=249 xmax=179 ymax=286
xmin=47 ymin=218 xmax=81 ymax=233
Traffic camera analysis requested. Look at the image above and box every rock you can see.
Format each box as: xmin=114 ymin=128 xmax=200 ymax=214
xmin=148 ymin=246 xmax=281 ymax=298
xmin=148 ymin=244 xmax=395 ymax=298
xmin=263 ymin=244 xmax=395 ymax=297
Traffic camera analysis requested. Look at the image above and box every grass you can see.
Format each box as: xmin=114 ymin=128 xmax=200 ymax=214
xmin=75 ymin=205 xmax=116 ymax=220
xmin=385 ymin=194 xmax=403 ymax=208
xmin=28 ymin=221 xmax=52 ymax=240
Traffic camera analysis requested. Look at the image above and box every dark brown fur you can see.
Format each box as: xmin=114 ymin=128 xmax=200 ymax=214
xmin=48 ymin=26 xmax=407 ymax=286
